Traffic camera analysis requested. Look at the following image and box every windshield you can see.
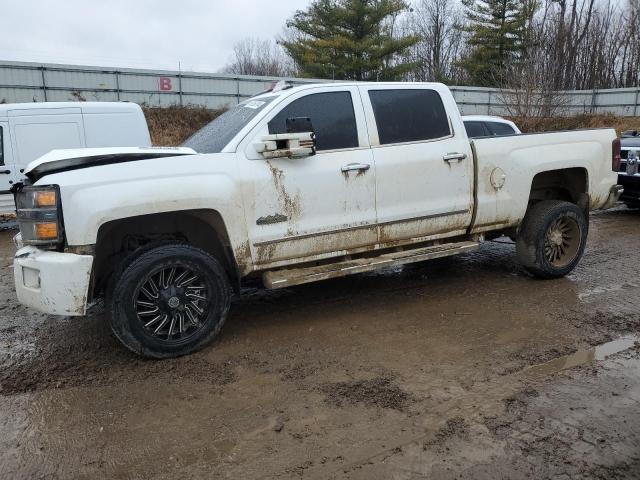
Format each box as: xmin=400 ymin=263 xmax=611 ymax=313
xmin=182 ymin=96 xmax=277 ymax=153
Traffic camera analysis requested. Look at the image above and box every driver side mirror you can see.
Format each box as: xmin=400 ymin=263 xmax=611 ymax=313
xmin=254 ymin=117 xmax=316 ymax=159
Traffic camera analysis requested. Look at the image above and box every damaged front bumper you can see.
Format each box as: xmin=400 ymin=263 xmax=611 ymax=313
xmin=14 ymin=244 xmax=93 ymax=316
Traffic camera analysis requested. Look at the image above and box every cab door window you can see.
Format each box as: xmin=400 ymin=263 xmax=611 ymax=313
xmin=368 ymin=89 xmax=451 ymax=145
xmin=268 ymin=91 xmax=358 ymax=151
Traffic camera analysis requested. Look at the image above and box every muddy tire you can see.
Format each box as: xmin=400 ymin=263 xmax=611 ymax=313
xmin=516 ymin=200 xmax=588 ymax=279
xmin=104 ymin=240 xmax=175 ymax=304
xmin=110 ymin=244 xmax=231 ymax=359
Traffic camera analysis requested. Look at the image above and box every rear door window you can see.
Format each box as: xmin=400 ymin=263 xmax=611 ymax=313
xmin=486 ymin=121 xmax=516 ymax=136
xmin=368 ymin=89 xmax=451 ymax=145
xmin=268 ymin=91 xmax=358 ymax=151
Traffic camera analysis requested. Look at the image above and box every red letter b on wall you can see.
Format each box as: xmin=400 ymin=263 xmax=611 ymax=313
xmin=159 ymin=77 xmax=173 ymax=91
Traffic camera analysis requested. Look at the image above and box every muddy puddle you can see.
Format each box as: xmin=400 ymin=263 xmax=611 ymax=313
xmin=523 ymin=334 xmax=640 ymax=378
xmin=0 ymin=206 xmax=639 ymax=478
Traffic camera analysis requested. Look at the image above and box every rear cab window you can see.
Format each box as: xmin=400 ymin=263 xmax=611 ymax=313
xmin=268 ymin=91 xmax=358 ymax=151
xmin=368 ymin=89 xmax=451 ymax=145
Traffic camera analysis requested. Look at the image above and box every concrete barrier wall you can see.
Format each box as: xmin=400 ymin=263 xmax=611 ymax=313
xmin=1 ymin=61 xmax=639 ymax=116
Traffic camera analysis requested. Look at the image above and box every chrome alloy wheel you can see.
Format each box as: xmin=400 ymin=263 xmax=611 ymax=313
xmin=134 ymin=265 xmax=210 ymax=343
xmin=544 ymin=216 xmax=581 ymax=268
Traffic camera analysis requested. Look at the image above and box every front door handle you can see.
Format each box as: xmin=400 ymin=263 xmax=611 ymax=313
xmin=341 ymin=163 xmax=370 ymax=173
xmin=0 ymin=169 xmax=10 ymax=175
xmin=443 ymin=153 xmax=467 ymax=163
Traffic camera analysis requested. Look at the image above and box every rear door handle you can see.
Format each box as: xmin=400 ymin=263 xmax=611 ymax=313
xmin=443 ymin=153 xmax=467 ymax=163
xmin=0 ymin=169 xmax=10 ymax=175
xmin=341 ymin=163 xmax=370 ymax=173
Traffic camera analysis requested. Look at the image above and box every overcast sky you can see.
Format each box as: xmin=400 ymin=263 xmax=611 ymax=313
xmin=0 ymin=0 xmax=312 ymax=72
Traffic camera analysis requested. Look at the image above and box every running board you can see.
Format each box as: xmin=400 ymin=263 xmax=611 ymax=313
xmin=263 ymin=240 xmax=480 ymax=289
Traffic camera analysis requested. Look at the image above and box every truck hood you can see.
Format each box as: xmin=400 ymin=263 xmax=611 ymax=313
xmin=24 ymin=146 xmax=197 ymax=182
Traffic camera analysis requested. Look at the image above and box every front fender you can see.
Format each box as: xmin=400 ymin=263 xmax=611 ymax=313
xmin=62 ymin=174 xmax=241 ymax=246
xmin=37 ymin=154 xmax=249 ymax=260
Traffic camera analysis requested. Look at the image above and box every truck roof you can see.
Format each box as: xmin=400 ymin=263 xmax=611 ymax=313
xmin=0 ymin=101 xmax=143 ymax=117
xmin=251 ymin=81 xmax=448 ymax=101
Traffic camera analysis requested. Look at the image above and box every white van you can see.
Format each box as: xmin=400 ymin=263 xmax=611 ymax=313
xmin=0 ymin=102 xmax=151 ymax=194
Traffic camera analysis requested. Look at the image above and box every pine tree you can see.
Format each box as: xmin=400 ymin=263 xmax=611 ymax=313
xmin=460 ymin=0 xmax=531 ymax=86
xmin=280 ymin=0 xmax=419 ymax=81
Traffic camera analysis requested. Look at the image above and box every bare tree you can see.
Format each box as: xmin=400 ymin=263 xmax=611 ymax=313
xmin=222 ymin=38 xmax=295 ymax=77
xmin=494 ymin=0 xmax=640 ymax=118
xmin=530 ymin=0 xmax=639 ymax=90
xmin=497 ymin=61 xmax=569 ymax=118
xmin=614 ymin=0 xmax=640 ymax=87
xmin=241 ymin=0 xmax=640 ymax=93
xmin=402 ymin=0 xmax=467 ymax=83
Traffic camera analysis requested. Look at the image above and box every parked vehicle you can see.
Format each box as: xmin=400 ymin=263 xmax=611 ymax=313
xmin=0 ymin=102 xmax=151 ymax=193
xmin=12 ymin=82 xmax=622 ymax=358
xmin=618 ymin=130 xmax=640 ymax=207
xmin=463 ymin=115 xmax=521 ymax=138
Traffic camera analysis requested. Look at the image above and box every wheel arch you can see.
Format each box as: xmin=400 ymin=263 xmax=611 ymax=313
xmin=93 ymin=209 xmax=240 ymax=297
xmin=528 ymin=167 xmax=590 ymax=210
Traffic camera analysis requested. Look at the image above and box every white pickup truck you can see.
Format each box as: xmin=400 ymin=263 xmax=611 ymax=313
xmin=12 ymin=82 xmax=622 ymax=358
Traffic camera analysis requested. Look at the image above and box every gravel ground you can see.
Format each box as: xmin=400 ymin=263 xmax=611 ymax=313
xmin=0 ymin=206 xmax=639 ymax=479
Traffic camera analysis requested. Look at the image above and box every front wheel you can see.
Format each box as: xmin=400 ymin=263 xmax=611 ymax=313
xmin=516 ymin=200 xmax=588 ymax=279
xmin=110 ymin=244 xmax=231 ymax=358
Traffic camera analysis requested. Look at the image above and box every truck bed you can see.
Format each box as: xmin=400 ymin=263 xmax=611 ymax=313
xmin=470 ymin=129 xmax=618 ymax=234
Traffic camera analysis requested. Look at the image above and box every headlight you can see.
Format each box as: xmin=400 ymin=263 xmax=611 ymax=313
xmin=14 ymin=185 xmax=64 ymax=247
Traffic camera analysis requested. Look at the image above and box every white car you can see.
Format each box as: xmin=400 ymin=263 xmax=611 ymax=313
xmin=12 ymin=82 xmax=622 ymax=358
xmin=0 ymin=101 xmax=151 ymax=194
xmin=463 ymin=115 xmax=521 ymax=138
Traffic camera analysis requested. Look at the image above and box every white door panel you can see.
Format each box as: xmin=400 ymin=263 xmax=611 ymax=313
xmin=240 ymin=148 xmax=376 ymax=264
xmin=359 ymin=84 xmax=474 ymax=242
xmin=373 ymin=141 xmax=473 ymax=241
xmin=10 ymin=114 xmax=85 ymax=168
xmin=239 ymin=86 xmax=377 ymax=266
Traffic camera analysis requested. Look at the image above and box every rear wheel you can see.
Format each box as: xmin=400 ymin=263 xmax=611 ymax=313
xmin=110 ymin=244 xmax=231 ymax=358
xmin=516 ymin=200 xmax=588 ymax=279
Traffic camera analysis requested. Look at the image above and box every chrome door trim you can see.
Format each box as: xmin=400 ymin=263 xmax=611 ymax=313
xmin=252 ymin=209 xmax=470 ymax=247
